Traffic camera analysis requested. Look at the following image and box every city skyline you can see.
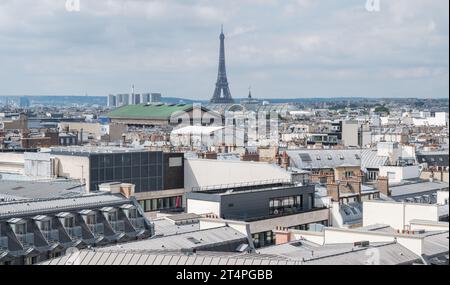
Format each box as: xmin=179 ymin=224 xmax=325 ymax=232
xmin=0 ymin=0 xmax=448 ymax=99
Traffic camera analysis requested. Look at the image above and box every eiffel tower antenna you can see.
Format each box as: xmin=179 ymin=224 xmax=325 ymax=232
xmin=210 ymin=25 xmax=234 ymax=104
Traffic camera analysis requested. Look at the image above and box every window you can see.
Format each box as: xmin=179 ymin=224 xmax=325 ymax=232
xmin=139 ymin=196 xmax=183 ymax=212
xmin=86 ymin=214 xmax=96 ymax=225
xmin=14 ymin=223 xmax=26 ymax=235
xmin=345 ymin=171 xmax=354 ymax=178
xmin=64 ymin=217 xmax=75 ymax=228
xmin=269 ymin=195 xmax=304 ymax=215
xmin=107 ymin=211 xmax=117 ymax=222
xmin=40 ymin=220 xmax=51 ymax=231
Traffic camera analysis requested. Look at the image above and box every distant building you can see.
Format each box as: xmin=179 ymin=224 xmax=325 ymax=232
xmin=107 ymin=93 xmax=163 ymax=108
xmin=107 ymin=94 xmax=116 ymax=108
xmin=150 ymin=93 xmax=162 ymax=103
xmin=105 ymin=103 xmax=222 ymax=127
xmin=19 ymin=97 xmax=30 ymax=108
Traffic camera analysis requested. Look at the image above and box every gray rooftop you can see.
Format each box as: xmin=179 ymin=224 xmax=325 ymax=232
xmin=286 ymin=149 xmax=389 ymax=170
xmin=101 ymin=226 xmax=247 ymax=251
xmin=49 ymin=146 xmax=150 ymax=156
xmin=0 ymin=179 xmax=85 ymax=201
xmin=389 ymin=180 xmax=449 ymax=198
xmin=39 ymin=249 xmax=301 ymax=265
xmin=258 ymin=240 xmax=420 ymax=265
xmin=153 ymin=218 xmax=200 ymax=236
xmin=0 ymin=193 xmax=128 ymax=219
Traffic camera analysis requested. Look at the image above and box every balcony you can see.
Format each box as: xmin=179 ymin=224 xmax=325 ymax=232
xmin=66 ymin=226 xmax=82 ymax=240
xmin=109 ymin=220 xmax=125 ymax=233
xmin=88 ymin=223 xmax=104 ymax=237
xmin=130 ymin=217 xmax=145 ymax=229
xmin=0 ymin=236 xmax=8 ymax=249
xmin=17 ymin=233 xmax=34 ymax=247
xmin=42 ymin=229 xmax=59 ymax=242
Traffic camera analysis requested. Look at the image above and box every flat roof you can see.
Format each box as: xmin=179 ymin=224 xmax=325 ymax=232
xmin=191 ymin=180 xmax=302 ymax=195
xmin=390 ymin=180 xmax=449 ymax=197
xmin=49 ymin=146 xmax=158 ymax=156
xmin=0 ymin=179 xmax=85 ymax=201
xmin=101 ymin=226 xmax=247 ymax=251
xmin=105 ymin=103 xmax=194 ymax=120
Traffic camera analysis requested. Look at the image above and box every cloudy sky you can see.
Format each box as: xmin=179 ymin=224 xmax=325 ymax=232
xmin=0 ymin=0 xmax=448 ymax=99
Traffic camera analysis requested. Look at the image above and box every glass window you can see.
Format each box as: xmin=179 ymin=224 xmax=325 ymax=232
xmin=64 ymin=217 xmax=74 ymax=228
xmin=144 ymin=200 xmax=151 ymax=212
xmin=151 ymin=199 xmax=158 ymax=211
xmin=86 ymin=214 xmax=96 ymax=225
xmin=123 ymin=154 xmax=131 ymax=166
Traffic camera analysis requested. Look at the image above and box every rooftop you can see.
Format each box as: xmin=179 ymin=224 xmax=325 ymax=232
xmin=104 ymin=103 xmax=193 ymax=120
xmin=389 ymin=180 xmax=449 ymax=198
xmin=190 ymin=179 xmax=300 ymax=195
xmin=49 ymin=146 xmax=151 ymax=156
xmin=0 ymin=179 xmax=85 ymax=202
xmin=0 ymin=193 xmax=129 ymax=219
xmin=257 ymin=240 xmax=420 ymax=265
xmin=39 ymin=249 xmax=299 ymax=265
xmin=100 ymin=226 xmax=248 ymax=251
xmin=286 ymin=149 xmax=389 ymax=170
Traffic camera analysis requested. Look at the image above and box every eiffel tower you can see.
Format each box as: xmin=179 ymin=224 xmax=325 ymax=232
xmin=210 ymin=26 xmax=234 ymax=104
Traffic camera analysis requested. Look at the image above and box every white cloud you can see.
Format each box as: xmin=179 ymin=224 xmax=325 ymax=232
xmin=0 ymin=0 xmax=447 ymax=98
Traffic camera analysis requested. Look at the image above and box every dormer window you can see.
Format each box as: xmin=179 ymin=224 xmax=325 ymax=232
xmin=86 ymin=214 xmax=96 ymax=225
xmin=40 ymin=220 xmax=51 ymax=232
xmin=64 ymin=216 xmax=75 ymax=228
xmin=107 ymin=211 xmax=118 ymax=222
xmin=14 ymin=223 xmax=26 ymax=235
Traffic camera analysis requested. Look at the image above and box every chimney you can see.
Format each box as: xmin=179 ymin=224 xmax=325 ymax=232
xmin=274 ymin=227 xmax=292 ymax=245
xmin=119 ymin=184 xmax=134 ymax=199
xmin=326 ymin=174 xmax=335 ymax=185
xmin=327 ymin=183 xmax=340 ymax=202
xmin=377 ymin=176 xmax=390 ymax=196
xmin=281 ymin=151 xmax=290 ymax=170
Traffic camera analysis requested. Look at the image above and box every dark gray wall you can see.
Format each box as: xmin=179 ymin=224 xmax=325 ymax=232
xmin=187 ymin=185 xmax=315 ymax=221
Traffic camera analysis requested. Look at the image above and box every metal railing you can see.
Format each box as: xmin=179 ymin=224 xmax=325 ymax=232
xmin=130 ymin=217 xmax=145 ymax=229
xmin=17 ymin=233 xmax=34 ymax=247
xmin=66 ymin=226 xmax=82 ymax=239
xmin=42 ymin=229 xmax=59 ymax=242
xmin=191 ymin=179 xmax=292 ymax=193
xmin=88 ymin=223 xmax=104 ymax=236
xmin=110 ymin=220 xmax=125 ymax=233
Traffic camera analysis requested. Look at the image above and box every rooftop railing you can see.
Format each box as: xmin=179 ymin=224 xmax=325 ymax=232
xmin=191 ymin=179 xmax=293 ymax=193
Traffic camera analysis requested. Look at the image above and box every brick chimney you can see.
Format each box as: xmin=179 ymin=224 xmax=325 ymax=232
xmin=274 ymin=227 xmax=292 ymax=245
xmin=281 ymin=151 xmax=290 ymax=170
xmin=327 ymin=183 xmax=340 ymax=202
xmin=377 ymin=176 xmax=390 ymax=196
xmin=326 ymin=174 xmax=335 ymax=185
